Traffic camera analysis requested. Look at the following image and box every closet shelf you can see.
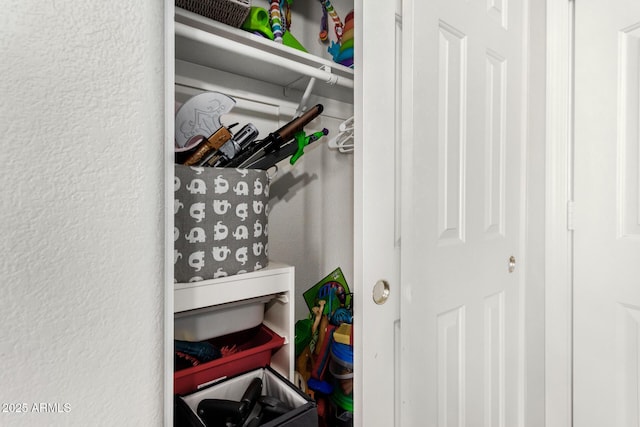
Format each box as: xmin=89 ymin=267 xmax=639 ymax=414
xmin=174 ymin=262 xmax=294 ymax=313
xmin=175 ymin=8 xmax=354 ymax=103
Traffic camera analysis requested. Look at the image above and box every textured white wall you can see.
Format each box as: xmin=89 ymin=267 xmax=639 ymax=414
xmin=0 ymin=2 xmax=165 ymax=426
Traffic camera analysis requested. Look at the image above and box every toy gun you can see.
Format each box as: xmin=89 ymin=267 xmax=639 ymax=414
xmin=201 ymin=123 xmax=260 ymax=167
xmin=245 ymin=128 xmax=329 ymax=169
xmin=226 ymin=104 xmax=324 ymax=168
xmin=181 ymin=126 xmax=233 ymax=166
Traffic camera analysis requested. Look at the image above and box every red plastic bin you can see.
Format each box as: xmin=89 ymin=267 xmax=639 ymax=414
xmin=174 ymin=324 xmax=285 ymax=395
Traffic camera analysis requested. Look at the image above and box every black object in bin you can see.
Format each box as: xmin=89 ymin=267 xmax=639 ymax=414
xmin=175 ymin=366 xmax=318 ymax=427
xmin=197 ymin=377 xmax=262 ymax=426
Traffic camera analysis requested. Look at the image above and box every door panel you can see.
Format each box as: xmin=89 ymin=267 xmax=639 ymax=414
xmin=574 ymin=1 xmax=640 ymax=425
xmin=437 ymin=20 xmax=467 ymax=244
xmin=401 ymin=0 xmax=527 ymax=425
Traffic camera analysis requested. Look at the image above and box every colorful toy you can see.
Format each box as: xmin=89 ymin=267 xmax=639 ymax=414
xmin=332 ymin=323 xmax=352 ymax=345
xmin=280 ymin=0 xmax=292 ymax=31
xmin=319 ymin=3 xmax=329 ymax=41
xmin=242 ymin=6 xmax=275 ymax=39
xmin=296 ymin=346 xmax=313 ymax=383
xmin=296 ymin=268 xmax=355 ymax=425
xmin=269 ymin=0 xmax=284 ymax=43
xmin=330 ymin=307 xmax=353 ymax=326
xmin=319 ymin=0 xmax=344 ymax=41
xmin=312 ymin=323 xmax=336 ymax=379
xmin=241 ymin=6 xmax=307 ymax=52
xmin=311 ymin=300 xmax=326 ymax=334
xmin=295 ymin=317 xmax=313 ymax=356
xmin=303 ymin=268 xmax=351 ymax=316
xmin=328 ymin=10 xmax=354 ymax=68
xmin=307 ymin=378 xmax=334 ymax=395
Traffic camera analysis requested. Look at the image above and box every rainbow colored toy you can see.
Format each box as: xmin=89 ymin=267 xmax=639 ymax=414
xmin=269 ymin=0 xmax=283 ymax=43
xmin=320 ymin=0 xmax=343 ymax=41
xmin=328 ymin=10 xmax=354 ymax=68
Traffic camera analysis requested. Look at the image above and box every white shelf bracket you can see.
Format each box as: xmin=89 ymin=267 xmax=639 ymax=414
xmin=293 ymin=76 xmax=317 ymax=117
xmin=321 ymin=64 xmax=338 ymax=85
xmin=286 ymin=65 xmax=338 ymax=117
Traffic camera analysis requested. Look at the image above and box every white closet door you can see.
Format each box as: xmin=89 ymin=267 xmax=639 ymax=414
xmin=574 ymin=1 xmax=640 ymax=425
xmin=400 ymin=0 xmax=531 ymax=425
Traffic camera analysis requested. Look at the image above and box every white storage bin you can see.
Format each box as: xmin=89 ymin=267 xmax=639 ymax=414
xmin=175 ymin=295 xmax=274 ymax=341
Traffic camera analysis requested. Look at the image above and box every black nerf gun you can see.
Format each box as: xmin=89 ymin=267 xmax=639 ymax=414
xmin=244 ymin=128 xmax=329 ymax=169
xmin=226 ymin=104 xmax=324 ymax=168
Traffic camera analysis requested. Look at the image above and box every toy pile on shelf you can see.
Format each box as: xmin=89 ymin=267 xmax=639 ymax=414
xmin=240 ymin=2 xmax=307 ymax=52
xmin=176 ymin=0 xmax=355 ymax=67
xmin=240 ymin=1 xmax=354 ymax=68
xmin=295 ymin=268 xmax=354 ymax=426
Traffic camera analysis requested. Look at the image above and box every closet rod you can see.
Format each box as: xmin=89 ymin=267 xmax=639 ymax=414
xmin=175 ymin=22 xmax=354 ymax=90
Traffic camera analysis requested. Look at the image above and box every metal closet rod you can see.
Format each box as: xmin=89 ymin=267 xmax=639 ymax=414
xmin=175 ymin=22 xmax=354 ymax=90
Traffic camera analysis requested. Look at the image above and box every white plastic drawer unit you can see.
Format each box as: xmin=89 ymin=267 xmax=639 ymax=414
xmin=175 ymin=295 xmax=275 ymax=341
xmin=174 ymin=262 xmax=296 ymax=380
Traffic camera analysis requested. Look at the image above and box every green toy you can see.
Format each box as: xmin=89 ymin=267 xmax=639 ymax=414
xmin=282 ymin=31 xmax=307 ymax=52
xmin=242 ymin=7 xmax=274 ymax=39
xmin=303 ymin=267 xmax=352 ymax=316
xmin=241 ymin=6 xmax=307 ymax=52
xmin=290 ymin=128 xmax=329 ymax=165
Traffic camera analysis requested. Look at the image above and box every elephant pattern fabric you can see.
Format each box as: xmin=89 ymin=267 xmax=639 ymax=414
xmin=174 ymin=165 xmax=270 ymax=283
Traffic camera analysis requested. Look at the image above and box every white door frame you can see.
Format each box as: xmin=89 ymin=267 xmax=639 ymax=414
xmin=545 ymin=0 xmax=573 ymax=426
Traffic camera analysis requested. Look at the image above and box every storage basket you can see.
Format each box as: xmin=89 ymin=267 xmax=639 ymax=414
xmin=175 ymin=366 xmax=318 ymax=427
xmin=174 ymin=324 xmax=285 ymax=395
xmin=174 ymin=165 xmax=270 ymax=283
xmin=176 ymin=0 xmax=251 ymax=28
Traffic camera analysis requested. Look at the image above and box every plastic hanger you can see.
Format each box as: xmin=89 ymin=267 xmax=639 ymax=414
xmin=327 ymin=116 xmax=354 ymax=153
